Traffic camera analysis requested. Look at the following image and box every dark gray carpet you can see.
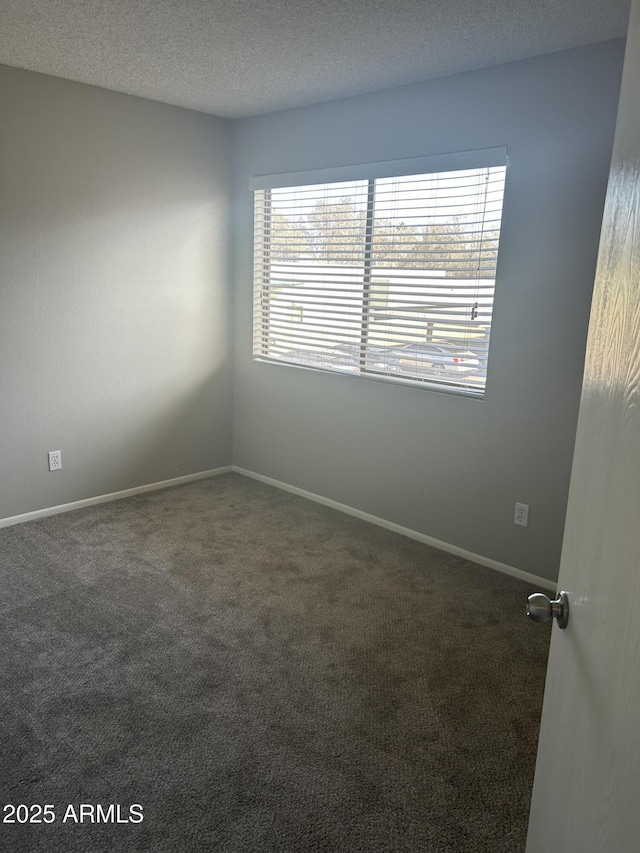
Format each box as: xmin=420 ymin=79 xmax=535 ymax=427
xmin=0 ymin=473 xmax=550 ymax=852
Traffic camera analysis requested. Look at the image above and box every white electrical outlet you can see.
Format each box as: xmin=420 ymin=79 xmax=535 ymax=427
xmin=514 ymin=502 xmax=529 ymax=527
xmin=48 ymin=450 xmax=62 ymax=471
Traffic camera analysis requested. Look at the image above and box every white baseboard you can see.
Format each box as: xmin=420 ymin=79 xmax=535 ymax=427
xmin=0 ymin=466 xmax=233 ymax=530
xmin=1 ymin=463 xmax=557 ymax=592
xmin=233 ymin=466 xmax=557 ymax=592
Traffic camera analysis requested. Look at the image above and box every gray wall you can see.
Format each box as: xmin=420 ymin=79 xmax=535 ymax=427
xmin=231 ymin=41 xmax=625 ymax=582
xmin=0 ymin=66 xmax=233 ymax=519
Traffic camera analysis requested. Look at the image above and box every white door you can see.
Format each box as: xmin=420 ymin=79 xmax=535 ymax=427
xmin=526 ymin=2 xmax=640 ymax=850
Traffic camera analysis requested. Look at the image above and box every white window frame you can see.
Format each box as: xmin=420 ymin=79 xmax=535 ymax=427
xmin=251 ymin=147 xmax=507 ymax=398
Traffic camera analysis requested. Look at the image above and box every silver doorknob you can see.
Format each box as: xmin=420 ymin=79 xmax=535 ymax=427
xmin=526 ymin=591 xmax=569 ymax=629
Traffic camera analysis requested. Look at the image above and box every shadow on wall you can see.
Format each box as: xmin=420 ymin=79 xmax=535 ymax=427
xmin=43 ymin=193 xmax=232 ymax=490
xmin=0 ymin=197 xmax=231 ymax=519
xmin=93 ymin=367 xmax=232 ymax=494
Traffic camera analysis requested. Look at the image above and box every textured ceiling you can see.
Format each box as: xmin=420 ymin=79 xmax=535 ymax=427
xmin=0 ymin=0 xmax=631 ymax=118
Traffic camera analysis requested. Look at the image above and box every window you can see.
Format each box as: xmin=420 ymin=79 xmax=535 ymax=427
xmin=252 ymin=148 xmax=507 ymax=396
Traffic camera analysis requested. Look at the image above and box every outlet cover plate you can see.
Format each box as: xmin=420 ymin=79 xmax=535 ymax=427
xmin=514 ymin=501 xmax=529 ymax=527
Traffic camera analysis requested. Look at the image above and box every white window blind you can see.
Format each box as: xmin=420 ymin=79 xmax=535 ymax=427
xmin=252 ymin=150 xmax=507 ymax=396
